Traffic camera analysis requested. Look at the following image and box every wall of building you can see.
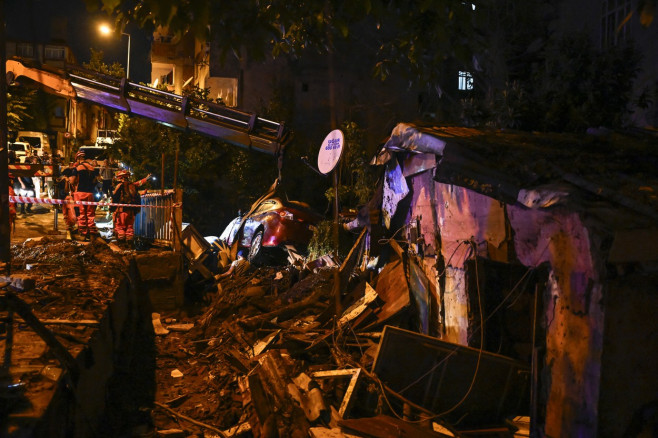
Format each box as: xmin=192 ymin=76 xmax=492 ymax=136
xmin=406 ymin=169 xmax=510 ymax=344
xmin=399 ymin=162 xmax=608 ymax=436
xmin=508 ymin=205 xmax=605 ymax=437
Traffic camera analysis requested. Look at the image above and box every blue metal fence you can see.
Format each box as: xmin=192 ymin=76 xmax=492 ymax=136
xmin=134 ymin=189 xmax=181 ymax=248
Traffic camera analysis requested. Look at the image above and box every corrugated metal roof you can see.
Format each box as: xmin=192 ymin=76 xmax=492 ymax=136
xmin=383 ymin=123 xmax=658 ymax=227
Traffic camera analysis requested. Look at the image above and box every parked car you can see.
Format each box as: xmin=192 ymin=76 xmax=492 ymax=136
xmin=219 ymin=197 xmax=323 ymax=263
xmin=9 ymin=141 xmax=33 ymax=163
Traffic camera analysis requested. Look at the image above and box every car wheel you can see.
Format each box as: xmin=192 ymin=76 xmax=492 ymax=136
xmin=249 ymin=230 xmax=264 ymax=264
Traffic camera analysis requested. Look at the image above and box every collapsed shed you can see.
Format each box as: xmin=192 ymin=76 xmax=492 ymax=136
xmin=358 ymin=123 xmax=658 ymax=437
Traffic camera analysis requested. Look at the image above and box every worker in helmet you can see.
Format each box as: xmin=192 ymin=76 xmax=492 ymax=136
xmin=72 ymin=150 xmax=100 ymax=240
xmin=111 ymin=169 xmax=142 ymax=246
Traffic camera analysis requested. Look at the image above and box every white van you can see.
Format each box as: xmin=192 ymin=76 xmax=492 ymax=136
xmin=9 ymin=141 xmax=33 ymax=163
xmin=18 ymin=131 xmax=51 ymax=157
xmin=95 ymin=129 xmax=118 ymax=147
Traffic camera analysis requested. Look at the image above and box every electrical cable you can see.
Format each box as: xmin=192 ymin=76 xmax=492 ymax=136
xmin=354 ymin=241 xmax=538 ymax=428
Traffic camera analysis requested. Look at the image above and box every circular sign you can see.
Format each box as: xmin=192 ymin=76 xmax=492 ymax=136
xmin=318 ymin=129 xmax=344 ymax=174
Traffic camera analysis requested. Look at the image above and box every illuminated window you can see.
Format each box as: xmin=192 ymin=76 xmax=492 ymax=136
xmin=601 ymin=0 xmax=632 ymax=47
xmin=458 ymin=71 xmax=473 ymax=91
xmin=16 ymin=43 xmax=34 ymax=58
xmin=45 ymin=46 xmax=66 ymax=59
xmin=160 ymin=70 xmax=174 ymax=85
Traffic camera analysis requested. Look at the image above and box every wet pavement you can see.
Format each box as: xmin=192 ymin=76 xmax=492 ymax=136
xmin=10 ymin=203 xmax=113 ymax=244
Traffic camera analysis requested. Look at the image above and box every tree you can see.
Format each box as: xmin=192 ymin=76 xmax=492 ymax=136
xmin=459 ymin=32 xmax=642 ymax=132
xmin=6 ymin=87 xmax=34 ymax=133
xmin=83 ymin=48 xmax=125 ymax=78
xmin=85 ymin=0 xmax=485 ymax=93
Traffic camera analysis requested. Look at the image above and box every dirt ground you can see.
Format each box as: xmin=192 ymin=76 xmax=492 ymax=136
xmin=10 ymin=203 xmax=113 ymax=244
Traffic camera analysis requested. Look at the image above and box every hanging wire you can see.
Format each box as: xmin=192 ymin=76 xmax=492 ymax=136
xmin=330 ymin=239 xmax=540 ymax=428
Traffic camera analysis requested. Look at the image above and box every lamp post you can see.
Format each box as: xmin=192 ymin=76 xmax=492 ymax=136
xmin=99 ymin=24 xmax=131 ymax=79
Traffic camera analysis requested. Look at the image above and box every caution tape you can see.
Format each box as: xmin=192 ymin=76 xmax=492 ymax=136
xmin=9 ymin=195 xmax=180 ymax=209
xmin=8 ymin=164 xmax=54 ymax=177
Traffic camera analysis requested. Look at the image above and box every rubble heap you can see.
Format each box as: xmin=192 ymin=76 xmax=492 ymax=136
xmin=2 ymin=238 xmax=530 ymax=437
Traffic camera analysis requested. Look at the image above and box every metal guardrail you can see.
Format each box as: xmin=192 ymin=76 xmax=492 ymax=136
xmin=134 ymin=189 xmax=182 ymax=249
xmin=65 ymin=64 xmax=291 ymax=154
xmin=6 ymin=59 xmax=292 ymax=155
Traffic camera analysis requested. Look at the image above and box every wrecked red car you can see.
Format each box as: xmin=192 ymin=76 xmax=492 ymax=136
xmin=219 ymin=197 xmax=323 ymax=262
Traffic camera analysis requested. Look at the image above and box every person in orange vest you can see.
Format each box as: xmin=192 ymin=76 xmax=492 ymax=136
xmin=111 ymin=170 xmax=143 ymax=245
xmin=72 ymin=150 xmax=100 ymax=240
xmin=7 ymin=173 xmax=17 ymax=232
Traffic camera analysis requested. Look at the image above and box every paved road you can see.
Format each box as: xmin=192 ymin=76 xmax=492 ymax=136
xmin=11 ymin=203 xmax=113 ymax=244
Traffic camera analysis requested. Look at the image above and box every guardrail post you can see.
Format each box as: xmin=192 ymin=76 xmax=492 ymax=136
xmin=172 ymin=189 xmax=183 ymax=253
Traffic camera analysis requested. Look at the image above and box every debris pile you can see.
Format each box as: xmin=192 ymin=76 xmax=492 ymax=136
xmin=2 ymin=237 xmax=531 ymax=437
xmin=150 ymin=242 xmax=530 ymax=438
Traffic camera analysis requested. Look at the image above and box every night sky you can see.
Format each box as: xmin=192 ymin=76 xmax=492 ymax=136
xmin=4 ymin=0 xmax=151 ymax=83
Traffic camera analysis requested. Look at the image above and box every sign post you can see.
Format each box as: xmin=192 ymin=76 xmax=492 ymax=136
xmin=318 ymin=129 xmax=345 ymax=315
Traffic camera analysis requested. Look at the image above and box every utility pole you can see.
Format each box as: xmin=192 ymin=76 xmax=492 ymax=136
xmin=0 ymin=1 xmax=11 ymax=274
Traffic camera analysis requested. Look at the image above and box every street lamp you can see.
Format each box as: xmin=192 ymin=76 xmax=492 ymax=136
xmin=99 ymin=24 xmax=131 ymax=79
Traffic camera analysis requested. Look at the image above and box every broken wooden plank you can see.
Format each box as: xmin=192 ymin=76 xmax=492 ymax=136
xmin=311 ymin=369 xmax=360 ymax=379
xmin=337 ymin=282 xmax=378 ymax=329
xmin=41 ymin=319 xmax=99 ymax=326
xmin=222 ymin=422 xmax=251 ymax=437
xmin=310 ymin=368 xmax=362 ymax=418
xmin=164 ymin=394 xmax=189 ymax=408
xmin=250 ymin=329 xmax=281 ymax=358
xmin=156 ymin=429 xmax=185 ymax=438
xmin=289 ymin=373 xmax=329 ymax=423
xmin=338 ymin=369 xmax=361 ymax=418
xmin=339 ymin=227 xmax=367 ymax=285
xmin=309 ymin=426 xmax=361 ymax=438
xmin=247 ymin=373 xmax=274 ymax=426
xmin=223 ymin=348 xmax=252 ymax=374
xmin=251 ymin=350 xmax=313 ymax=434
xmin=154 ymin=402 xmax=228 ymax=437
xmin=167 ymin=323 xmax=194 ymax=332
xmin=4 ymin=291 xmax=80 ymax=382
xmin=356 ymin=259 xmax=410 ymax=331
xmin=240 ymin=286 xmax=327 ymax=328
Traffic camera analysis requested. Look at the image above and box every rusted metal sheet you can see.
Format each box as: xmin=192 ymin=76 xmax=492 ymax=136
xmin=381 ymin=122 xmax=448 ymax=155
xmin=402 ymin=153 xmax=436 ymax=177
xmin=350 ymin=259 xmax=410 ymax=331
xmin=372 ymin=326 xmax=530 ymax=430
xmin=408 ymin=258 xmax=440 ymax=336
xmin=434 ymin=142 xmax=519 ymax=204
